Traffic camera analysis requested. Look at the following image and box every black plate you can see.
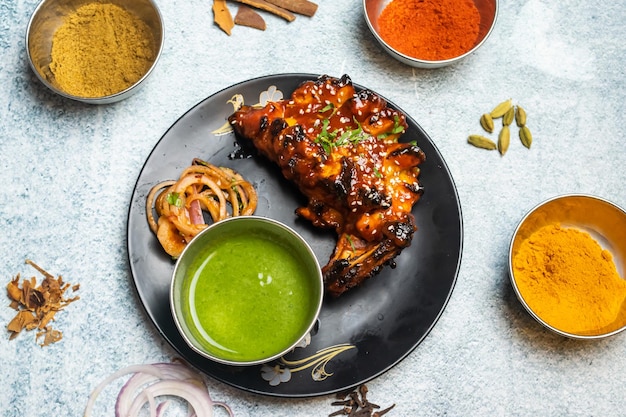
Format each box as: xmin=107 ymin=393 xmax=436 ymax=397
xmin=127 ymin=74 xmax=463 ymax=397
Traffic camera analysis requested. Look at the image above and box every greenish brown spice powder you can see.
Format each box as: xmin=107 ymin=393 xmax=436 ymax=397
xmin=49 ymin=3 xmax=155 ymax=98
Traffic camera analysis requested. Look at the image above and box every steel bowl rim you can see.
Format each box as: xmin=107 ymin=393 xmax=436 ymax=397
xmin=508 ymin=193 xmax=626 ymax=340
xmin=25 ymin=0 xmax=164 ymax=104
xmin=170 ymin=215 xmax=325 ymax=366
xmin=362 ymin=0 xmax=499 ymax=68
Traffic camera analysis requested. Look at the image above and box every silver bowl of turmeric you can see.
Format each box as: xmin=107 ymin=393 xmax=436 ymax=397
xmin=26 ymin=0 xmax=163 ymax=104
xmin=363 ymin=0 xmax=498 ymax=68
xmin=509 ymin=194 xmax=626 ymax=339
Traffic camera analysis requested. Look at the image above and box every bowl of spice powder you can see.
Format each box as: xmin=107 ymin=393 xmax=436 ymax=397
xmin=26 ymin=0 xmax=163 ymax=104
xmin=363 ymin=0 xmax=498 ymax=68
xmin=509 ymin=194 xmax=626 ymax=339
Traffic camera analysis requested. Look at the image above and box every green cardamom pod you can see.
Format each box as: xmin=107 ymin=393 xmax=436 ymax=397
xmin=502 ymin=106 xmax=515 ymax=126
xmin=490 ymin=99 xmax=512 ymax=118
xmin=519 ymin=125 xmax=533 ymax=149
xmin=468 ymin=134 xmax=497 ymax=150
xmin=515 ymin=105 xmax=527 ymax=127
xmin=480 ymin=113 xmax=494 ymax=133
xmin=498 ymin=126 xmax=510 ymax=155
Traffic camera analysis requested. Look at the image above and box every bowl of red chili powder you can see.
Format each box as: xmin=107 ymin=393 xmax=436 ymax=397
xmin=364 ymin=0 xmax=498 ymax=68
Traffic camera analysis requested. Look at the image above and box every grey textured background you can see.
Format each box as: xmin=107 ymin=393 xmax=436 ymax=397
xmin=1 ymin=0 xmax=625 ymax=416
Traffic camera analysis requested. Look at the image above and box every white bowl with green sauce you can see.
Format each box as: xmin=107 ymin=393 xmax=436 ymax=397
xmin=170 ymin=216 xmax=324 ymax=366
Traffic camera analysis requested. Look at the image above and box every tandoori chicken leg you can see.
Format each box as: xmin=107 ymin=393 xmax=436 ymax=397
xmin=228 ymin=75 xmax=425 ymax=296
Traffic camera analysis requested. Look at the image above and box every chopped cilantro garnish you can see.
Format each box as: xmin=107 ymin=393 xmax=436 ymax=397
xmin=316 ymin=119 xmax=335 ymax=153
xmin=167 ymin=192 xmax=183 ymax=207
xmin=314 ymin=118 xmax=369 ymax=153
xmin=392 ymin=115 xmax=405 ymax=134
xmin=320 ymin=103 xmax=335 ymax=113
xmin=377 ymin=115 xmax=406 ymax=139
xmin=346 ymin=235 xmax=356 ymax=252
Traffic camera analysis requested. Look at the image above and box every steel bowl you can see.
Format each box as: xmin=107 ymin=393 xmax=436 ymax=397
xmin=509 ymin=194 xmax=626 ymax=339
xmin=170 ymin=216 xmax=324 ymax=366
xmin=363 ymin=0 xmax=498 ymax=68
xmin=26 ymin=0 xmax=163 ymax=104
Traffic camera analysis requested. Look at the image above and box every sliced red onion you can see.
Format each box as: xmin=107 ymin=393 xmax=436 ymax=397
xmin=115 ymin=363 xmax=200 ymax=416
xmin=126 ymin=380 xmax=216 ymax=417
xmin=156 ymin=401 xmax=171 ymax=417
xmin=213 ymin=401 xmax=235 ymax=416
xmin=84 ymin=361 xmax=233 ymax=417
xmin=188 ymin=199 xmax=205 ymax=225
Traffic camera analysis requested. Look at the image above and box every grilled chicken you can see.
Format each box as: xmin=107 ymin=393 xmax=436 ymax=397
xmin=228 ymin=75 xmax=425 ymax=296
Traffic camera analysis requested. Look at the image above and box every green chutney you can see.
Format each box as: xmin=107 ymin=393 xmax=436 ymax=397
xmin=181 ymin=230 xmax=317 ymax=362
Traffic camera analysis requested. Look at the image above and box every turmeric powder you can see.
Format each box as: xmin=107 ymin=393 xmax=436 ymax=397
xmin=49 ymin=3 xmax=155 ymax=98
xmin=513 ymin=224 xmax=626 ymax=335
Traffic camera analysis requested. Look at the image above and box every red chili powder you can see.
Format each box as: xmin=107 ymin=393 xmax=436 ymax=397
xmin=377 ymin=0 xmax=481 ymax=61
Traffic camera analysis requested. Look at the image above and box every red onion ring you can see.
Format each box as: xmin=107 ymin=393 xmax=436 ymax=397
xmin=84 ymin=361 xmax=234 ymax=417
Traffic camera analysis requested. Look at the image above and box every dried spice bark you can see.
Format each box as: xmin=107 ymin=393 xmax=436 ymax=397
xmin=213 ymin=0 xmax=235 ymax=35
xmin=235 ymin=5 xmax=266 ymax=30
xmin=265 ymin=0 xmax=318 ymax=16
xmin=232 ymin=0 xmax=296 ymax=21
xmin=212 ymin=0 xmax=317 ymax=34
xmin=5 ymin=260 xmax=80 ymax=346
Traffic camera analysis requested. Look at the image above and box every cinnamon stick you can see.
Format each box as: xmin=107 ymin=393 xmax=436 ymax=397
xmin=235 ymin=5 xmax=266 ymax=30
xmin=232 ymin=0 xmax=296 ymax=22
xmin=265 ymin=0 xmax=318 ymax=16
xmin=212 ymin=0 xmax=234 ymax=35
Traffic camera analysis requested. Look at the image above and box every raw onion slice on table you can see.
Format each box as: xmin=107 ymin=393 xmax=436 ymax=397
xmin=84 ymin=361 xmax=234 ymax=417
